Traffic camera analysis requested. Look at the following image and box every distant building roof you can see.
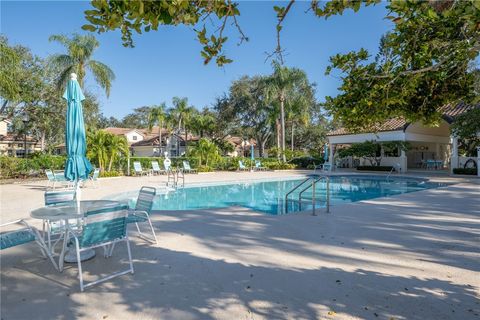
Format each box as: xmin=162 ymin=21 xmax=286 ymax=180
xmin=0 ymin=134 xmax=38 ymax=143
xmin=131 ymin=133 xmax=199 ymax=147
xmin=103 ymin=127 xmax=145 ymax=136
xmin=327 ymin=102 xmax=477 ymax=136
xmin=225 ymin=136 xmax=257 ymax=147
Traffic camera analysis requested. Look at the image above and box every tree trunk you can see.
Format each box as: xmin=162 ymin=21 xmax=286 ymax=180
xmin=185 ymin=125 xmax=188 ymax=156
xmin=40 ymin=131 xmax=46 ymax=152
xmin=108 ymin=154 xmax=114 ymax=172
xmin=275 ymin=119 xmax=280 ymax=159
xmin=280 ymin=95 xmax=286 ymax=162
xmin=159 ymin=120 xmax=162 ymax=155
xmin=291 ymin=121 xmax=294 ymax=151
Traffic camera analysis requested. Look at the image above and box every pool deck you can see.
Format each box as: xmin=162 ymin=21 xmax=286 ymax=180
xmin=1 ymin=170 xmax=479 ymax=319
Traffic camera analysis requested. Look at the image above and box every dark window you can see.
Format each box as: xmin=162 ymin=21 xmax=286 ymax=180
xmin=132 ymin=136 xmax=137 ymax=140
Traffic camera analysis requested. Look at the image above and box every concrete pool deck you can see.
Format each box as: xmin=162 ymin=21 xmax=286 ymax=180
xmin=1 ymin=170 xmax=479 ymax=319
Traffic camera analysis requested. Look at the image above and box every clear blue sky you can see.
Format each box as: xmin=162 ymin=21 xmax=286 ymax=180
xmin=1 ymin=1 xmax=392 ymax=118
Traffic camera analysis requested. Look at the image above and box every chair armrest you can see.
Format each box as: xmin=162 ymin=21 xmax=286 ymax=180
xmin=130 ymin=210 xmax=150 ymax=218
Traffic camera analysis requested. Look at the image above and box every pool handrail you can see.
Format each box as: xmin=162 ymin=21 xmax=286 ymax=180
xmin=284 ymin=177 xmax=311 ymax=213
xmin=298 ymin=176 xmax=330 ymax=215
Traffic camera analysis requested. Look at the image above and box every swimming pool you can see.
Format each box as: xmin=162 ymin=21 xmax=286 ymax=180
xmin=108 ymin=175 xmax=446 ymax=215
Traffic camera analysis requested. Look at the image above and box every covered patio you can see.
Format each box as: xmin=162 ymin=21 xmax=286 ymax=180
xmin=326 ymin=103 xmax=476 ymax=173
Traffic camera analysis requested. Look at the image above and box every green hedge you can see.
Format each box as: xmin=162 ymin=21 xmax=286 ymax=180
xmin=453 ymin=168 xmax=477 ymax=175
xmin=356 ymin=166 xmax=394 ymax=172
xmin=0 ymin=155 xmax=66 ymax=179
xmin=289 ymin=156 xmax=324 ymax=168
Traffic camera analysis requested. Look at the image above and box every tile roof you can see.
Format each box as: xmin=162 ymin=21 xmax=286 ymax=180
xmin=327 ymin=102 xmax=477 ymax=136
xmin=0 ymin=134 xmax=38 ymax=142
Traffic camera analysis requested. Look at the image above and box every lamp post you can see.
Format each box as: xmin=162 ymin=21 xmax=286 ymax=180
xmin=22 ymin=113 xmax=29 ymax=158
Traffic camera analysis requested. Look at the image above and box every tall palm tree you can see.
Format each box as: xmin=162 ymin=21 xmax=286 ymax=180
xmin=48 ymin=33 xmax=115 ymax=96
xmin=264 ymin=61 xmax=310 ymax=162
xmin=170 ymin=97 xmax=195 ymax=155
xmin=148 ymin=103 xmax=167 ymax=154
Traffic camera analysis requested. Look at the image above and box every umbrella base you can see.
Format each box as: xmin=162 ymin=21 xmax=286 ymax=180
xmin=64 ymin=248 xmax=96 ymax=263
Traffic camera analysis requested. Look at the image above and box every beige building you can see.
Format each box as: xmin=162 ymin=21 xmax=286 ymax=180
xmin=0 ymin=119 xmax=41 ymax=157
xmin=327 ymin=103 xmax=479 ymax=173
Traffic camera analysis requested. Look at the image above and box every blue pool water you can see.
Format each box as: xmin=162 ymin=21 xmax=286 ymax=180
xmin=109 ymin=175 xmax=445 ymax=215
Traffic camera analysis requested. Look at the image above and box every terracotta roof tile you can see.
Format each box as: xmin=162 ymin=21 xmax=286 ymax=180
xmin=327 ymin=102 xmax=477 ymax=136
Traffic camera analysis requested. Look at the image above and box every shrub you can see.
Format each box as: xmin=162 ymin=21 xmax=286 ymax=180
xmin=453 ymin=168 xmax=477 ymax=175
xmin=356 ymin=166 xmax=394 ymax=172
xmin=290 ymin=156 xmax=324 ymax=168
xmin=100 ymin=170 xmax=122 ymax=178
xmin=197 ymin=165 xmax=214 ymax=172
xmin=0 ymin=155 xmax=66 ymax=179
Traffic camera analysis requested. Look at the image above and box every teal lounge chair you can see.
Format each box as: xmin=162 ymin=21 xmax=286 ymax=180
xmin=59 ymin=204 xmax=133 ymax=291
xmin=238 ymin=160 xmax=249 ymax=171
xmin=133 ymin=161 xmax=148 ymax=176
xmin=183 ymin=160 xmax=197 ymax=174
xmin=151 ymin=161 xmax=165 ymax=175
xmin=254 ymin=160 xmax=267 ymax=171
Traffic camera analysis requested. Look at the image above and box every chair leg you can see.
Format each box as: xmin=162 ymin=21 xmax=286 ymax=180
xmin=75 ymin=240 xmax=84 ymax=292
xmin=125 ymin=237 xmax=134 ymax=274
xmin=146 ymin=217 xmax=158 ymax=244
xmin=59 ymin=229 xmax=70 ymax=272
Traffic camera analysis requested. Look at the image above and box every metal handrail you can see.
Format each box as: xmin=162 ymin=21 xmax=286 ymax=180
xmin=284 ymin=177 xmax=311 ymax=213
xmin=298 ymin=176 xmax=330 ymax=215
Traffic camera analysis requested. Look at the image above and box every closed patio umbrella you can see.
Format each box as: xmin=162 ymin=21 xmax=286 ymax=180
xmin=323 ymin=144 xmax=329 ymax=162
xmin=64 ymin=73 xmax=92 ymax=184
xmin=63 ymin=73 xmax=93 ymax=262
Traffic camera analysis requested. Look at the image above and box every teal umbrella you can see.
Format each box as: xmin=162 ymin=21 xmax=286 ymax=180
xmin=63 ymin=73 xmax=92 ymax=182
xmin=250 ymin=144 xmax=255 ymax=161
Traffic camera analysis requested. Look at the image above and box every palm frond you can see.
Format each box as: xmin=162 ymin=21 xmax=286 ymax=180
xmin=49 ymin=34 xmax=71 ymax=48
xmin=57 ymin=65 xmax=75 ymax=92
xmin=87 ymin=60 xmax=115 ymax=97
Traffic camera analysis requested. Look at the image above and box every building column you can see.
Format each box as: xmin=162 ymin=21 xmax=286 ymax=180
xmin=435 ymin=143 xmax=440 ymax=159
xmin=450 ymin=135 xmax=459 ymax=173
xmin=329 ymin=143 xmax=335 ymax=167
xmin=400 ymin=149 xmax=407 ymax=173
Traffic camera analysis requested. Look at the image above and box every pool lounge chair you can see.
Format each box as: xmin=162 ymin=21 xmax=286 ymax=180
xmin=1 ymin=219 xmax=58 ymax=270
xmin=82 ymin=168 xmax=100 ymax=188
xmin=254 ymin=160 xmax=267 ymax=171
xmin=238 ymin=160 xmax=249 ymax=171
xmin=151 ymin=161 xmax=165 ymax=175
xmin=133 ymin=161 xmax=149 ymax=176
xmin=59 ymin=203 xmax=133 ymax=291
xmin=183 ymin=161 xmax=197 ymax=174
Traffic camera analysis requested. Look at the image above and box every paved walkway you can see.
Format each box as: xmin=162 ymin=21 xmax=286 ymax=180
xmin=1 ymin=171 xmax=479 ymax=319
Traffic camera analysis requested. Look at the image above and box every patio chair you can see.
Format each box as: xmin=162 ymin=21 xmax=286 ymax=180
xmin=88 ymin=168 xmax=100 ymax=188
xmin=1 ymin=219 xmax=58 ymax=270
xmin=182 ymin=160 xmax=197 ymax=174
xmin=59 ymin=204 xmax=133 ymax=291
xmin=238 ymin=160 xmax=249 ymax=171
xmin=151 ymin=161 xmax=166 ymax=175
xmin=43 ymin=190 xmax=77 ymax=253
xmin=125 ymin=186 xmax=157 ymax=244
xmin=45 ymin=169 xmax=56 ymax=189
xmin=133 ymin=161 xmax=148 ymax=176
xmin=254 ymin=160 xmax=267 ymax=171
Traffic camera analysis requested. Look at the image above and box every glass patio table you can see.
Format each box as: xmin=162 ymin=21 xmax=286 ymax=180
xmin=30 ymin=200 xmax=125 ymax=270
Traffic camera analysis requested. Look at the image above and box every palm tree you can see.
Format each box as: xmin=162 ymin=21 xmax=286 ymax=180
xmin=191 ymin=109 xmax=216 ymax=138
xmin=48 ymin=33 xmax=115 ymax=96
xmin=170 ymin=97 xmax=195 ymax=155
xmin=106 ymin=134 xmax=129 ymax=172
xmin=264 ymin=61 xmax=310 ymax=162
xmin=148 ymin=103 xmax=167 ymax=154
xmin=191 ymin=138 xmax=221 ymax=167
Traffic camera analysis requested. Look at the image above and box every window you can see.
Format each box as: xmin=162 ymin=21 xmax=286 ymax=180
xmin=132 ymin=136 xmax=137 ymax=141
xmin=18 ymin=143 xmax=23 ymax=148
